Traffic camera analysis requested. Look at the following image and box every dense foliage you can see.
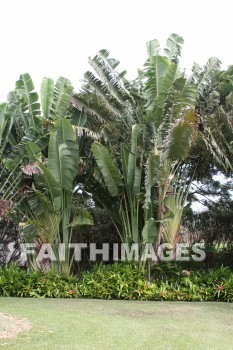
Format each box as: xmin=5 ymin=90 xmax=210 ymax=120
xmin=0 ymin=33 xmax=232 ymax=273
xmin=0 ymin=264 xmax=232 ymax=302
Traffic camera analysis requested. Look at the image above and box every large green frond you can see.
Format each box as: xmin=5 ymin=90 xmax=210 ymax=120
xmin=52 ymin=77 xmax=73 ymax=119
xmin=164 ymin=33 xmax=184 ymax=63
xmin=195 ymin=57 xmax=221 ymax=98
xmin=15 ymin=73 xmax=40 ymax=127
xmin=48 ymin=119 xmax=79 ymax=191
xmin=144 ymin=154 xmax=160 ymax=209
xmin=142 ymin=218 xmax=158 ymax=244
xmin=146 ymin=39 xmax=160 ymax=56
xmin=162 ymin=110 xmax=198 ymax=161
xmin=91 ymin=142 xmax=122 ymax=197
xmin=40 ymin=78 xmax=54 ymax=119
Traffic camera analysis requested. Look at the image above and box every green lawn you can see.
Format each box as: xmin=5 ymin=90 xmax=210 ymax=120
xmin=0 ymin=298 xmax=233 ymax=350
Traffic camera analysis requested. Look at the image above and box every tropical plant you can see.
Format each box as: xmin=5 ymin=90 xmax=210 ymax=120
xmin=0 ymin=101 xmax=23 ymax=216
xmin=191 ymin=61 xmax=233 ymax=173
xmin=91 ymin=124 xmax=144 ymax=246
xmin=1 ymin=34 xmax=232 ymax=274
xmin=0 ymin=73 xmax=75 ymax=213
xmin=19 ymin=114 xmax=93 ymax=274
xmin=80 ymin=34 xmax=199 ymax=263
xmin=0 ymin=74 xmax=94 ymax=274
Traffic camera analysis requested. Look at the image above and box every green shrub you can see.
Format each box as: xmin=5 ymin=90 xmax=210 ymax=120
xmin=0 ymin=263 xmax=232 ymax=302
xmin=79 ymin=263 xmax=145 ymax=300
xmin=0 ymin=264 xmax=80 ymax=298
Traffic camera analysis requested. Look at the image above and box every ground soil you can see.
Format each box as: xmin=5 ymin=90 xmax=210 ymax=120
xmin=0 ymin=313 xmax=32 ymax=339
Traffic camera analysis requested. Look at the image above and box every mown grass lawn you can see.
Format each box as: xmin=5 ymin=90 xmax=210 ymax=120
xmin=0 ymin=298 xmax=233 ymax=350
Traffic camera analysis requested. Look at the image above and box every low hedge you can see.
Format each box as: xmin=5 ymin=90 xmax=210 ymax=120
xmin=0 ymin=263 xmax=232 ymax=302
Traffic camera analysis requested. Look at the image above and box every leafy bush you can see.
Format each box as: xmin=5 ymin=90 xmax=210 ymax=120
xmin=0 ymin=263 xmax=232 ymax=302
xmin=79 ymin=263 xmax=145 ymax=300
xmin=0 ymin=264 xmax=80 ymax=298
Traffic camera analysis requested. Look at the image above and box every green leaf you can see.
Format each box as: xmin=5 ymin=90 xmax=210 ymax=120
xmin=88 ymin=52 xmax=126 ymax=106
xmin=40 ymin=78 xmax=54 ymax=119
xmin=196 ymin=57 xmax=221 ymax=98
xmin=142 ymin=218 xmax=157 ymax=244
xmin=48 ymin=119 xmax=79 ymax=191
xmin=146 ymin=39 xmax=160 ymax=56
xmin=0 ymin=103 xmax=8 ymax=146
xmin=127 ymin=124 xmax=139 ymax=188
xmin=54 ymin=118 xmax=76 ymax=143
xmin=120 ymin=144 xmax=129 ymax=184
xmin=146 ymin=56 xmax=170 ymax=99
xmin=53 ymin=77 xmax=73 ymax=119
xmin=36 ymin=162 xmax=61 ymax=200
xmin=144 ymin=154 xmax=160 ymax=209
xmin=162 ymin=110 xmax=197 ymax=161
xmin=133 ymin=166 xmax=142 ymax=195
xmin=70 ymin=108 xmax=87 ymax=127
xmin=173 ymin=78 xmax=196 ymax=114
xmin=15 ymin=73 xmax=40 ymax=125
xmin=91 ymin=142 xmax=122 ymax=197
xmin=26 ymin=142 xmax=41 ymax=163
xmin=164 ymin=33 xmax=184 ymax=63
xmin=144 ymin=55 xmax=177 ymax=127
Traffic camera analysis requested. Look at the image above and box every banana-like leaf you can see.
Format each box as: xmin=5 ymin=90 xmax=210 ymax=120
xmin=195 ymin=57 xmax=221 ymax=98
xmin=5 ymin=135 xmax=34 ymax=170
xmin=26 ymin=141 xmax=42 ymax=163
xmin=173 ymin=77 xmax=196 ymax=114
xmin=54 ymin=118 xmax=76 ymax=143
xmin=120 ymin=144 xmax=129 ymax=184
xmin=142 ymin=218 xmax=157 ymax=244
xmin=48 ymin=119 xmax=79 ymax=191
xmin=91 ymin=142 xmax=122 ymax=197
xmin=164 ymin=33 xmax=184 ymax=63
xmin=0 ymin=103 xmax=7 ymax=129
xmin=89 ymin=52 xmax=126 ymax=106
xmin=146 ymin=39 xmax=160 ymax=56
xmin=203 ymin=127 xmax=232 ymax=171
xmin=145 ymin=55 xmax=177 ymax=127
xmin=127 ymin=124 xmax=140 ymax=188
xmin=133 ymin=166 xmax=142 ymax=195
xmin=162 ymin=110 xmax=197 ymax=161
xmin=7 ymin=91 xmax=18 ymax=103
xmin=0 ymin=103 xmax=9 ymax=149
xmin=144 ymin=154 xmax=160 ymax=209
xmin=53 ymin=77 xmax=73 ymax=119
xmin=40 ymin=78 xmax=54 ymax=119
xmin=35 ymin=162 xmax=61 ymax=200
xmin=145 ymin=56 xmax=170 ymax=105
xmin=70 ymin=108 xmax=87 ymax=127
xmin=6 ymin=131 xmax=48 ymax=170
xmin=15 ymin=73 xmax=40 ymax=126
xmin=84 ymin=71 xmax=119 ymax=116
